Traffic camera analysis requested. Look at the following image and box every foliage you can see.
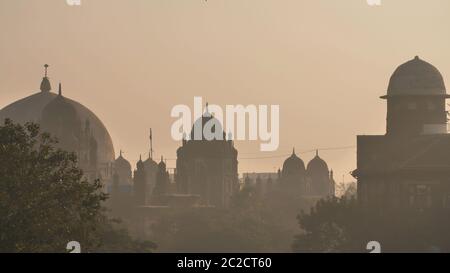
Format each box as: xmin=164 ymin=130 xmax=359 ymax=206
xmin=293 ymin=196 xmax=450 ymax=253
xmin=0 ymin=119 xmax=154 ymax=253
xmin=150 ymin=184 xmax=316 ymax=252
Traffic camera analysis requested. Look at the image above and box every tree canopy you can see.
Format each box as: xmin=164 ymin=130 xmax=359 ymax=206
xmin=293 ymin=196 xmax=450 ymax=253
xmin=0 ymin=119 xmax=154 ymax=253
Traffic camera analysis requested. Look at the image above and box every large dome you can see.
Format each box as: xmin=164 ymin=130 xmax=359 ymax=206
xmin=0 ymin=73 xmax=115 ymax=164
xmin=383 ymin=56 xmax=447 ymax=98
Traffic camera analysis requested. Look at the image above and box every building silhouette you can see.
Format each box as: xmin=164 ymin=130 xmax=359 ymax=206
xmin=133 ymin=156 xmax=147 ymax=206
xmin=353 ymin=56 xmax=450 ymax=209
xmin=0 ymin=65 xmax=115 ymax=182
xmin=114 ymin=151 xmax=133 ymax=189
xmin=175 ymin=105 xmax=239 ymax=208
xmin=279 ymin=149 xmax=335 ymax=198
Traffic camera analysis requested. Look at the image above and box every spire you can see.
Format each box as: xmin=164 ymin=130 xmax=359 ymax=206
xmin=292 ymin=147 xmax=296 ymax=155
xmin=40 ymin=64 xmax=52 ymax=92
xmin=204 ymin=102 xmax=210 ymax=117
xmin=58 ymin=83 xmax=62 ymax=96
xmin=316 ymin=149 xmax=319 ymax=157
xmin=120 ymin=150 xmax=123 ymax=157
xmin=149 ymin=128 xmax=154 ymax=159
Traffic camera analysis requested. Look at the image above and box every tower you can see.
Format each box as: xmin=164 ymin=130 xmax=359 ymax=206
xmin=143 ymin=129 xmax=158 ymax=203
xmin=382 ymin=56 xmax=448 ymax=136
xmin=133 ymin=156 xmax=147 ymax=206
xmin=354 ymin=56 xmax=450 ymax=209
xmin=175 ymin=104 xmax=239 ymax=208
xmin=151 ymin=156 xmax=170 ymax=205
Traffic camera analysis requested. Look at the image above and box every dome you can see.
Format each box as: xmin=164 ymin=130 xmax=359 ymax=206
xmin=158 ymin=156 xmax=166 ymax=170
xmin=115 ymin=151 xmax=132 ymax=171
xmin=189 ymin=105 xmax=226 ymax=141
xmin=136 ymin=156 xmax=145 ymax=170
xmin=282 ymin=149 xmax=306 ymax=176
xmin=41 ymin=84 xmax=82 ymax=153
xmin=114 ymin=151 xmax=132 ymax=185
xmin=383 ymin=56 xmax=447 ymax=98
xmin=307 ymin=151 xmax=329 ymax=175
xmin=0 ymin=72 xmax=115 ymax=164
xmin=143 ymin=156 xmax=158 ymax=169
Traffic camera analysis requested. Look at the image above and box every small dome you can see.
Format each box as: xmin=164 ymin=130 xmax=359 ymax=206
xmin=115 ymin=151 xmax=131 ymax=171
xmin=384 ymin=56 xmax=447 ymax=98
xmin=282 ymin=149 xmax=306 ymax=176
xmin=40 ymin=77 xmax=51 ymax=92
xmin=114 ymin=152 xmax=132 ymax=185
xmin=136 ymin=156 xmax=145 ymax=170
xmin=307 ymin=151 xmax=329 ymax=175
xmin=143 ymin=156 xmax=158 ymax=168
xmin=158 ymin=156 xmax=167 ymax=171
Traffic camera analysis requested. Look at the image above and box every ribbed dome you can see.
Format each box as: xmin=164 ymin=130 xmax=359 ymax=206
xmin=41 ymin=86 xmax=82 ymax=153
xmin=307 ymin=151 xmax=329 ymax=175
xmin=384 ymin=56 xmax=447 ymax=98
xmin=282 ymin=149 xmax=306 ymax=176
xmin=0 ymin=76 xmax=115 ymax=164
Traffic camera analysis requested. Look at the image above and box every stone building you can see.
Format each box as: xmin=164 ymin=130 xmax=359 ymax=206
xmin=353 ymin=56 xmax=450 ymax=209
xmin=175 ymin=106 xmax=239 ymax=208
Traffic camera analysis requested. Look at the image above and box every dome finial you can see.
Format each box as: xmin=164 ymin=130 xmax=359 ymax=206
xmin=292 ymin=147 xmax=296 ymax=155
xmin=414 ymin=55 xmax=419 ymax=60
xmin=40 ymin=64 xmax=52 ymax=92
xmin=205 ymin=102 xmax=210 ymax=116
xmin=58 ymin=83 xmax=62 ymax=96
xmin=120 ymin=150 xmax=123 ymax=157
xmin=316 ymin=149 xmax=319 ymax=157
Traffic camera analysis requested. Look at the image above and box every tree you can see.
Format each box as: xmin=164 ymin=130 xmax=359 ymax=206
xmin=293 ymin=196 xmax=450 ymax=253
xmin=150 ymin=184 xmax=317 ymax=252
xmin=0 ymin=119 xmax=155 ymax=253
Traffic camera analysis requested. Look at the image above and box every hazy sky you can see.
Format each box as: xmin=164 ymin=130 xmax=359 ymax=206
xmin=1 ymin=0 xmax=449 ymax=183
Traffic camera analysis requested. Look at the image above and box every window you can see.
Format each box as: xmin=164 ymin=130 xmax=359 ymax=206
xmin=409 ymin=184 xmax=432 ymax=209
